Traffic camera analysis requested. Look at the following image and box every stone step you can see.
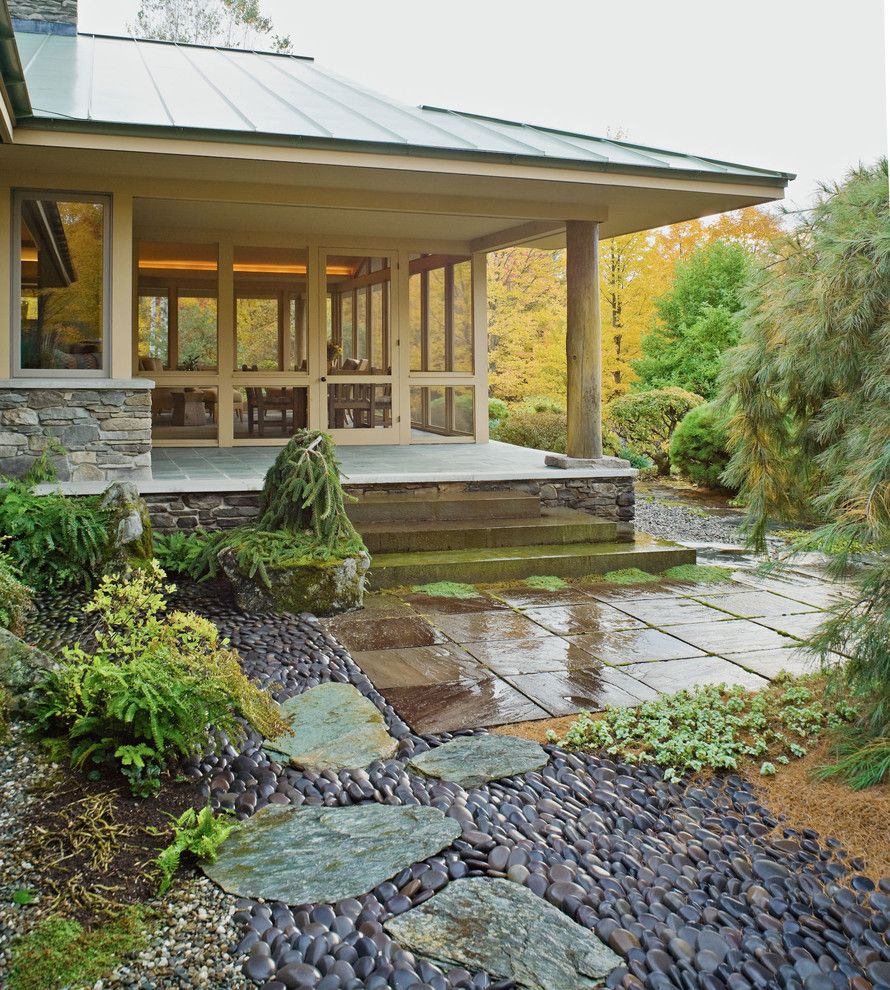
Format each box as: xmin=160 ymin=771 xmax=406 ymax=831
xmin=347 ymin=490 xmax=541 ymax=524
xmin=367 ymin=537 xmax=696 ymax=590
xmin=357 ymin=508 xmax=617 ymax=553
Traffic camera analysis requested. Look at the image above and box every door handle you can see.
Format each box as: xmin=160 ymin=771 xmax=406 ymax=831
xmin=320 ymin=376 xmax=327 ymax=383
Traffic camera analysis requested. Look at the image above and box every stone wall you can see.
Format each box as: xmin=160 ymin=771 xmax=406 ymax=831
xmin=145 ymin=475 xmax=636 ymax=538
xmin=9 ymin=0 xmax=77 ymax=26
xmin=0 ymin=382 xmax=152 ymax=482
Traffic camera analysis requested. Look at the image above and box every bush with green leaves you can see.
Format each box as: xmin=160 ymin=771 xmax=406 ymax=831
xmin=721 ymin=160 xmax=890 ymax=788
xmin=551 ymin=677 xmax=857 ymax=783
xmin=0 ymin=466 xmax=111 ymax=591
xmin=35 ymin=563 xmax=290 ymax=796
xmin=154 ymin=805 xmax=239 ymax=894
xmin=491 ymin=411 xmax=567 ymax=453
xmin=669 ymin=401 xmax=734 ymax=490
xmin=634 ymin=240 xmax=754 ymax=400
xmin=0 ymin=549 xmax=32 ymax=635
xmin=488 ymin=397 xmax=510 ymax=427
xmin=607 ymin=387 xmax=704 ymax=474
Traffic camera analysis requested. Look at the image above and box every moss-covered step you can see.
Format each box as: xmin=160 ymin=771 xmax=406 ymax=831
xmin=347 ymin=490 xmax=542 ymax=525
xmin=357 ymin=508 xmax=617 ymax=554
xmin=367 ymin=537 xmax=695 ymax=590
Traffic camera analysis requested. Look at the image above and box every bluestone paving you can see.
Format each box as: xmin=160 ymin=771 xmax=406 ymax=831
xmin=505 ymin=665 xmax=658 ymax=716
xmin=462 ymin=636 xmax=603 ymax=676
xmin=667 ymin=618 xmax=797 ymax=655
xmin=570 ymin=627 xmax=707 ymax=665
xmin=430 ymin=609 xmax=555 ymax=643
xmin=521 ymin=601 xmax=646 ymax=636
xmin=620 ymin=655 xmax=771 ymax=693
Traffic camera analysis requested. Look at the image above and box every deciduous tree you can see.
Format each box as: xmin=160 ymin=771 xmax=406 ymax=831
xmin=130 ymin=0 xmax=291 ymax=51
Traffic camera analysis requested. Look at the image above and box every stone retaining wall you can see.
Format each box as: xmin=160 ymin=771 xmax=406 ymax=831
xmin=145 ymin=476 xmax=636 ymax=538
xmin=0 ymin=382 xmax=152 ymax=482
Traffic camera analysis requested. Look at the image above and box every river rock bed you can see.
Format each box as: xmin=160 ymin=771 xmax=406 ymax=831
xmin=19 ymin=581 xmax=890 ymax=990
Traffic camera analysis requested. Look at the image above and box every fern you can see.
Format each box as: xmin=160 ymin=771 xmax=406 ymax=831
xmin=153 ymin=805 xmax=239 ymax=895
xmin=34 ymin=564 xmax=290 ymax=795
xmin=0 ymin=547 xmax=32 ymax=635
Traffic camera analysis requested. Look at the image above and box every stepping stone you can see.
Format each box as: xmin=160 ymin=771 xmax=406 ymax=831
xmin=203 ymin=803 xmax=461 ymax=904
xmin=408 ymin=734 xmax=548 ymax=789
xmin=264 ymin=682 xmax=397 ymax=771
xmin=385 ymin=877 xmax=620 ymax=990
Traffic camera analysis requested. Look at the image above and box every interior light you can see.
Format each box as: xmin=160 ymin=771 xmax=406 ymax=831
xmin=20 ymin=247 xmax=38 ymax=262
xmin=137 ymin=261 xmax=356 ymax=276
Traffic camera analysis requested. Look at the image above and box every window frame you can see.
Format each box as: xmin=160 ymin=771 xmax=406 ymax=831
xmin=12 ymin=189 xmax=113 ymax=379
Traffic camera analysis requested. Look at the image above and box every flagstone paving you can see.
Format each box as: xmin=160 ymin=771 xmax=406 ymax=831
xmin=384 ymin=877 xmax=621 ymax=990
xmin=322 ymin=567 xmax=846 ymax=733
xmin=264 ymin=682 xmax=398 ymax=771
xmin=408 ymin=733 xmax=548 ymax=788
xmin=202 ymin=803 xmax=461 ymax=904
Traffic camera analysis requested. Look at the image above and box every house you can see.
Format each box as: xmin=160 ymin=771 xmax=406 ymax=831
xmin=0 ymin=0 xmax=791 ymax=581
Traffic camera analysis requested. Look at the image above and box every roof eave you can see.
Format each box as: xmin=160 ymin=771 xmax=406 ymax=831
xmin=0 ymin=5 xmax=31 ymax=121
xmin=15 ymin=115 xmax=795 ymax=189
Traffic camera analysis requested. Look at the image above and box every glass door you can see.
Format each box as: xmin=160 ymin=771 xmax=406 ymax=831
xmin=321 ymin=251 xmax=398 ymax=443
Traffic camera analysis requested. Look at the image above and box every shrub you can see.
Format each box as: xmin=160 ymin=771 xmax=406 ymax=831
xmin=514 ymin=395 xmax=565 ymax=415
xmin=0 ymin=549 xmax=32 ymax=635
xmin=492 ymin=411 xmax=566 ymax=453
xmin=0 ymin=475 xmax=111 ymax=591
xmin=551 ymin=677 xmax=857 ymax=782
xmin=669 ymin=402 xmax=734 ymax=489
xmin=154 ymin=805 xmax=239 ymax=894
xmin=607 ymin=387 xmax=704 ymax=474
xmin=35 ymin=564 xmax=289 ymax=796
xmin=488 ymin=397 xmax=510 ymax=426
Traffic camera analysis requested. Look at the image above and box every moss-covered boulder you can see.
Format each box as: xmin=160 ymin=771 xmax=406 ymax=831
xmin=218 ymin=546 xmax=369 ymax=616
xmin=0 ymin=626 xmax=57 ymax=715
xmin=100 ymin=481 xmax=154 ymax=573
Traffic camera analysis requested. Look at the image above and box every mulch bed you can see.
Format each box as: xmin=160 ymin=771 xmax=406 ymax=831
xmin=14 ymin=761 xmax=203 ymax=926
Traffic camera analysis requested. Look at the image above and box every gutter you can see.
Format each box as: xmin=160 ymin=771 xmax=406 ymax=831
xmin=0 ymin=1 xmax=30 ymax=138
xmin=15 ymin=115 xmax=796 ymax=188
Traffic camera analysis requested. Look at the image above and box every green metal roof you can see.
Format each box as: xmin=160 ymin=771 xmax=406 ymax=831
xmin=10 ymin=31 xmax=793 ymax=183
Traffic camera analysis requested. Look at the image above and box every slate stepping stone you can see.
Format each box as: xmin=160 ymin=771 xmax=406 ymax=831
xmin=408 ymin=733 xmax=548 ymax=789
xmin=385 ymin=877 xmax=621 ymax=990
xmin=264 ymin=682 xmax=397 ymax=771
xmin=203 ymin=803 xmax=461 ymax=904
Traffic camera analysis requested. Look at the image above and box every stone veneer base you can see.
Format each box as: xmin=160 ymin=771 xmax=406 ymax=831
xmin=144 ymin=476 xmax=636 ymax=539
xmin=0 ymin=380 xmax=153 ymax=483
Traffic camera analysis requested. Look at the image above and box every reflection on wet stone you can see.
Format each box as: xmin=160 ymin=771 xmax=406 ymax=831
xmin=203 ymin=803 xmax=461 ymax=904
xmin=385 ymin=877 xmax=621 ymax=990
xmin=463 ymin=636 xmax=601 ymax=676
xmin=505 ymin=666 xmax=657 ymax=716
xmin=620 ymin=655 xmax=771 ymax=693
xmin=431 ymin=609 xmax=555 ymax=643
xmin=522 ymin=601 xmax=647 ymax=635
xmin=408 ymin=733 xmax=548 ymax=788
xmin=570 ymin=627 xmax=706 ymax=664
xmin=325 ymin=614 xmax=447 ymax=652
xmin=350 ymin=642 xmax=486 ymax=689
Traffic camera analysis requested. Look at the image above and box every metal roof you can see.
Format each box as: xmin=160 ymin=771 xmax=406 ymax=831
xmin=11 ymin=31 xmax=793 ymax=183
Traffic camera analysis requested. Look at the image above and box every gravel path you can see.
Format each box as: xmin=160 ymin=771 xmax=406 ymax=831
xmin=634 ymin=494 xmax=746 ymax=547
xmin=8 ymin=581 xmax=890 ymax=990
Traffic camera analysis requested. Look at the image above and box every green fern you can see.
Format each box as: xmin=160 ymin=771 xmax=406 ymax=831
xmin=153 ymin=805 xmax=239 ymax=894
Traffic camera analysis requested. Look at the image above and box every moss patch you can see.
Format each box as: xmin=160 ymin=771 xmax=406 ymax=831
xmin=602 ymin=568 xmax=661 ymax=584
xmin=8 ymin=908 xmax=148 ymax=990
xmin=409 ymin=581 xmax=480 ymax=599
xmin=523 ymin=576 xmax=569 ymax=591
xmin=664 ymin=563 xmax=735 ymax=584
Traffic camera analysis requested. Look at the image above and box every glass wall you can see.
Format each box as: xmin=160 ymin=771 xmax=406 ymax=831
xmin=137 ymin=241 xmax=219 ymax=372
xmin=234 ymin=385 xmax=309 ymax=439
xmin=17 ymin=194 xmax=108 ymax=373
xmin=326 ymin=255 xmax=391 ymax=375
xmin=235 ymin=247 xmax=308 ymax=372
xmin=409 ymin=255 xmax=473 ymax=373
xmin=410 ymin=386 xmax=474 ymax=438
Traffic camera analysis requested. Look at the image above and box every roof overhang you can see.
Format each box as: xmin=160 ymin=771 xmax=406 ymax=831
xmin=0 ymin=3 xmax=29 ymax=142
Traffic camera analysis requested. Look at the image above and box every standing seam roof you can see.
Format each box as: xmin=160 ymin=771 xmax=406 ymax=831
xmin=9 ymin=31 xmax=794 ymax=183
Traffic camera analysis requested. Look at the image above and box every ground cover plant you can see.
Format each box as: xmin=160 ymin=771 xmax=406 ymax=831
xmin=551 ymin=676 xmax=858 ymax=783
xmin=409 ymin=581 xmax=480 ymax=598
xmin=721 ymin=159 xmax=890 ymax=787
xmin=34 ymin=564 xmax=288 ymax=796
xmin=7 ymin=908 xmax=148 ymax=990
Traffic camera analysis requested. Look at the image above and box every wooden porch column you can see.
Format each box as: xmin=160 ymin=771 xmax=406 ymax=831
xmin=565 ymin=219 xmax=602 ymax=459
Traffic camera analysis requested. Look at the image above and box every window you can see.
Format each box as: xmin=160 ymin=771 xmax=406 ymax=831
xmin=234 ymin=246 xmax=308 ymax=372
xmin=136 ymin=241 xmax=219 ymax=372
xmin=409 ymin=255 xmax=474 ymax=373
xmin=16 ymin=192 xmax=109 ymax=374
xmin=326 ymin=255 xmax=391 ymax=375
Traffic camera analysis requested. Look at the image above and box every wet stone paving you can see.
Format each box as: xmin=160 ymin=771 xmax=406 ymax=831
xmin=29 ymin=572 xmax=890 ymax=990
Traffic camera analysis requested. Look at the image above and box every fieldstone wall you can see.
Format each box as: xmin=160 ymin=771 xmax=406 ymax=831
xmin=0 ymin=384 xmax=152 ymax=482
xmin=145 ymin=475 xmax=636 ymax=539
xmin=9 ymin=0 xmax=77 ymax=25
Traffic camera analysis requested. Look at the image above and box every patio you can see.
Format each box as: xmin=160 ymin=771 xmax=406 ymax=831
xmin=145 ymin=440 xmax=632 ymax=491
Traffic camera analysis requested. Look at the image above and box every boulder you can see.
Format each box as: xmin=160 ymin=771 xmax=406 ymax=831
xmin=0 ymin=627 xmax=57 ymax=715
xmin=100 ymin=481 xmax=154 ymax=571
xmin=218 ymin=546 xmax=369 ymax=616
